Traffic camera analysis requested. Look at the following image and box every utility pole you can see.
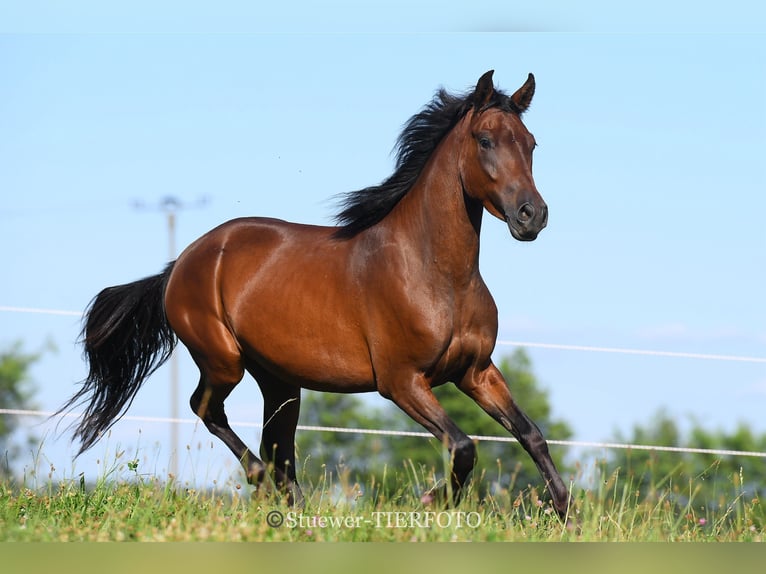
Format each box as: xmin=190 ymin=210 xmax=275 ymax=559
xmin=133 ymin=195 xmax=208 ymax=479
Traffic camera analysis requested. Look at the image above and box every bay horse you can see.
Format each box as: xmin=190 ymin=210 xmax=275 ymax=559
xmin=60 ymin=70 xmax=569 ymax=518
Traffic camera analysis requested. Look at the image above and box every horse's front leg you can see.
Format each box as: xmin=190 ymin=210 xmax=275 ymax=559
xmin=457 ymin=362 xmax=570 ymax=520
xmin=385 ymin=374 xmax=476 ymax=504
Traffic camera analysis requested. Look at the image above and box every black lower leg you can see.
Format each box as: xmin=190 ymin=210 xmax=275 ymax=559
xmin=190 ymin=381 xmax=268 ymax=486
xmin=501 ymin=409 xmax=569 ymax=518
xmin=255 ymin=374 xmax=303 ymax=506
xmin=449 ymin=437 xmax=477 ymax=503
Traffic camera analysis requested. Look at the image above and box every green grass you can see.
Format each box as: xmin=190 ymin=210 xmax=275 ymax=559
xmin=1 ymin=454 xmax=764 ymax=541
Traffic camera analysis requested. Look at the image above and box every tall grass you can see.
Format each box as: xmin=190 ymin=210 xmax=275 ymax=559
xmin=1 ymin=448 xmax=763 ymax=541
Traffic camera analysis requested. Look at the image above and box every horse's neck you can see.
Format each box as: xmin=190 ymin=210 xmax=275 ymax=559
xmin=380 ymin=131 xmax=484 ymax=283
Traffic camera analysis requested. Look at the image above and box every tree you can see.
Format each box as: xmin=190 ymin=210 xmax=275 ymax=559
xmin=0 ymin=342 xmax=41 ymax=478
xmin=295 ymin=348 xmax=574 ymax=498
xmin=606 ymin=409 xmax=766 ymax=509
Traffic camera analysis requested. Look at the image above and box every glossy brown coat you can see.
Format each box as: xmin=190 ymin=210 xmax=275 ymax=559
xmin=63 ymin=71 xmax=568 ymax=518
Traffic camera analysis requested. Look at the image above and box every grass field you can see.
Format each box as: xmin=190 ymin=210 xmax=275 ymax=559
xmin=1 ymin=452 xmax=764 ymax=542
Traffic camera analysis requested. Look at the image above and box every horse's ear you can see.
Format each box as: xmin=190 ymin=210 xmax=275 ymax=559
xmin=510 ymin=73 xmax=535 ymax=113
xmin=473 ymin=70 xmax=495 ymax=109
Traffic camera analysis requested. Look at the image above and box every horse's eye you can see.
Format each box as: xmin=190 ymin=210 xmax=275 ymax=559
xmin=478 ymin=136 xmax=493 ymax=150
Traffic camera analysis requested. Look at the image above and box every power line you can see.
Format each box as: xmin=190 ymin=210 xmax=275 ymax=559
xmin=4 ymin=409 xmax=766 ymax=459
xmin=0 ymin=306 xmax=82 ymax=317
xmin=497 ymin=340 xmax=766 ymax=364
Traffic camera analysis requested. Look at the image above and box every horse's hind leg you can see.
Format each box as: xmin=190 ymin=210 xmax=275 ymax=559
xmin=189 ymin=372 xmax=270 ymax=487
xmin=189 ymin=353 xmax=302 ymax=505
xmin=251 ymin=370 xmax=304 ymax=507
xmin=186 ymin=344 xmax=275 ymax=492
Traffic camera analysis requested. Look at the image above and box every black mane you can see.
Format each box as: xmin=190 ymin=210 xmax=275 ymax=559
xmin=333 ymin=83 xmax=517 ymax=238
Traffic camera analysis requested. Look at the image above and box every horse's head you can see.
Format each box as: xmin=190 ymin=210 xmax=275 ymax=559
xmin=460 ymin=70 xmax=548 ymax=242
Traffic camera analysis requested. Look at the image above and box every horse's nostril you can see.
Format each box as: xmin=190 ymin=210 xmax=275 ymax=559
xmin=517 ymin=202 xmax=535 ymax=223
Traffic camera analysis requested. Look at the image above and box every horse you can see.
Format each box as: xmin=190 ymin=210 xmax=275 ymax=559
xmin=59 ymin=70 xmax=569 ymax=519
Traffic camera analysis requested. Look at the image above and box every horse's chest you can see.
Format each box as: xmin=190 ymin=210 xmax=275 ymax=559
xmin=423 ymin=298 xmax=497 ymax=383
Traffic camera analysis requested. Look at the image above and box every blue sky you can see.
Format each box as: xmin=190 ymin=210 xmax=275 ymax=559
xmin=1 ymin=7 xmax=765 ymax=485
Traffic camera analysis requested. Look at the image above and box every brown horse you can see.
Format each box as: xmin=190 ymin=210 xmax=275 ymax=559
xmin=60 ymin=70 xmax=569 ymax=518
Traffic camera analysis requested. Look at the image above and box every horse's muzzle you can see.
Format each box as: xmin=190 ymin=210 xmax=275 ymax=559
xmin=507 ymin=201 xmax=548 ymax=241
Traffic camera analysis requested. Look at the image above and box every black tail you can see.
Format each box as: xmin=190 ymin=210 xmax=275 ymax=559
xmin=59 ymin=261 xmax=178 ymax=454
